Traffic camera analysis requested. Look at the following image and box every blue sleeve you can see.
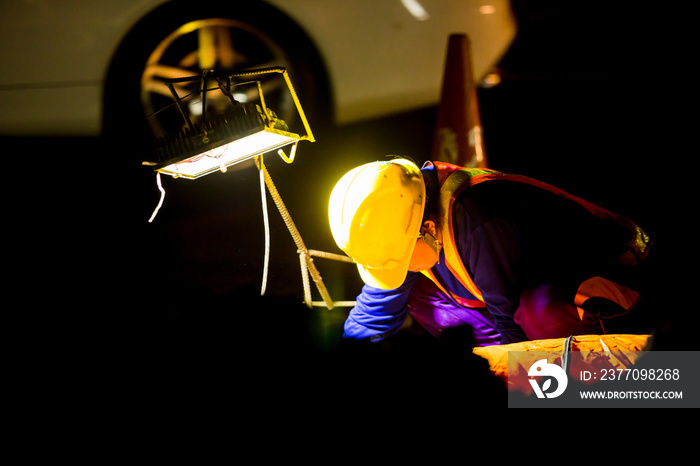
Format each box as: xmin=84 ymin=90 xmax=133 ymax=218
xmin=343 ymin=272 xmax=420 ymax=341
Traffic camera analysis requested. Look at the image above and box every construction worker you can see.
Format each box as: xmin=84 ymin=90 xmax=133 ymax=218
xmin=328 ymin=158 xmax=651 ymax=346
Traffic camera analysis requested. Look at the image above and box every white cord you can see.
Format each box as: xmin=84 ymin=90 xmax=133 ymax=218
xmin=277 ymin=141 xmax=298 ymax=164
xmin=259 ymin=157 xmax=271 ymax=296
xmin=148 ymin=172 xmax=166 ymax=223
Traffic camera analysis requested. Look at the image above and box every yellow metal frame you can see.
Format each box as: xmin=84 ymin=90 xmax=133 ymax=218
xmin=144 ymin=66 xmax=315 ymax=176
xmin=228 ymin=66 xmax=315 ymax=144
xmin=144 ymin=67 xmax=355 ymax=309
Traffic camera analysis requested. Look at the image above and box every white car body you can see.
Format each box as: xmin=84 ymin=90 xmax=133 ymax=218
xmin=0 ymin=0 xmax=516 ymax=136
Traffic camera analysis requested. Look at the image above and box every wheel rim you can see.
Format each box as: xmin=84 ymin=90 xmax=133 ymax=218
xmin=140 ymin=18 xmax=295 ymax=139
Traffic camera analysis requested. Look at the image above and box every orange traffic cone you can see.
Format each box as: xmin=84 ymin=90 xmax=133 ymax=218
xmin=431 ymin=34 xmax=488 ymax=168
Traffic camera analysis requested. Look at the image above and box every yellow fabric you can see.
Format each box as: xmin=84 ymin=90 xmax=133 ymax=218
xmin=473 ymin=334 xmax=652 ymax=393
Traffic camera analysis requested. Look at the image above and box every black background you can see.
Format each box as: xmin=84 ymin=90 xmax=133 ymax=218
xmin=8 ymin=1 xmax=694 ymax=408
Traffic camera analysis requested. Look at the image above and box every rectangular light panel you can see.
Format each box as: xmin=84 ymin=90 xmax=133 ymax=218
xmin=155 ymin=128 xmax=300 ymax=180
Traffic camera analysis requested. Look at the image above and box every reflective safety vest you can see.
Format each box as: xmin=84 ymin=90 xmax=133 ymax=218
xmin=420 ymin=162 xmax=651 ymax=310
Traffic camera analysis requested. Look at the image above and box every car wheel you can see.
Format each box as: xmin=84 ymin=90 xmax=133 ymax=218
xmin=104 ymin=1 xmax=330 ymax=160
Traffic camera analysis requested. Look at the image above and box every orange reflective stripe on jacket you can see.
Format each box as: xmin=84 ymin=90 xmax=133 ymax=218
xmin=420 ymin=164 xmax=492 ymax=305
xmin=467 ymin=169 xmax=651 ymax=266
xmin=420 ymin=162 xmax=650 ymax=307
xmin=574 ymin=276 xmax=640 ymax=320
xmin=421 ymin=267 xmax=485 ymax=308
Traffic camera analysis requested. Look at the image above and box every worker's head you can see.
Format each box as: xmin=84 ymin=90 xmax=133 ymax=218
xmin=328 ymin=158 xmax=426 ymax=289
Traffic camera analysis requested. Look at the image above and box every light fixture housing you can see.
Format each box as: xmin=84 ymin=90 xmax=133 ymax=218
xmin=143 ymin=67 xmax=354 ymax=309
xmin=144 ymin=67 xmax=314 ymax=179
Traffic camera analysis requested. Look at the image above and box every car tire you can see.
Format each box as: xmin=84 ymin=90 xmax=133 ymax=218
xmin=103 ymin=0 xmax=331 ymax=164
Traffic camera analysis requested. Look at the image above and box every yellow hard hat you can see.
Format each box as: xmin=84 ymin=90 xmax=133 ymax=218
xmin=329 ymin=158 xmax=426 ymax=290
